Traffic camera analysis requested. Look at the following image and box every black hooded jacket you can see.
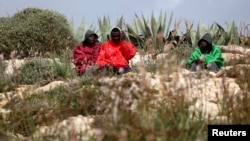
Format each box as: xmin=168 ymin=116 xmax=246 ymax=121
xmin=82 ymin=30 xmax=98 ymax=44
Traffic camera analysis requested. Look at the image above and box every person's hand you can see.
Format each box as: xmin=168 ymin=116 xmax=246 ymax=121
xmin=196 ymin=54 xmax=205 ymax=64
xmin=196 ymin=58 xmax=204 ymax=64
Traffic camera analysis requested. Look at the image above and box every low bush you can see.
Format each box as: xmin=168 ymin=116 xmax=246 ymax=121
xmin=19 ymin=59 xmax=56 ymax=84
xmin=0 ymin=8 xmax=76 ymax=59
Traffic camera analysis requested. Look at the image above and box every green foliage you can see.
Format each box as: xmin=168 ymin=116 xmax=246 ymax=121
xmin=19 ymin=59 xmax=56 ymax=84
xmin=97 ymin=15 xmax=127 ymax=42
xmin=75 ymin=19 xmax=98 ymax=43
xmin=75 ymin=15 xmax=126 ymax=43
xmin=183 ymin=21 xmax=240 ymax=47
xmin=19 ymin=57 xmax=73 ymax=85
xmin=126 ymin=11 xmax=173 ymax=51
xmin=1 ymin=9 xmax=250 ymax=141
xmin=98 ymin=16 xmax=112 ymax=42
xmin=0 ymin=58 xmax=15 ymax=92
xmin=126 ymin=24 xmax=145 ymax=48
xmin=0 ymin=7 xmax=76 ymax=59
xmin=52 ymin=60 xmax=68 ymax=79
xmin=116 ymin=16 xmax=124 ymax=30
xmin=0 ymin=74 xmax=15 ymax=93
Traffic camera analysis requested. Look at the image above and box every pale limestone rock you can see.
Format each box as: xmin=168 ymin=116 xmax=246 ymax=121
xmin=34 ymin=81 xmax=68 ymax=93
xmin=0 ymin=108 xmax=11 ymax=114
xmin=98 ymin=68 xmax=242 ymax=120
xmin=0 ymin=108 xmax=11 ymax=121
xmin=134 ymin=69 xmax=241 ymax=119
xmin=222 ymin=53 xmax=246 ymax=64
xmin=129 ymin=52 xmax=141 ymax=66
xmin=165 ymin=70 xmax=241 ymax=120
xmin=219 ymin=45 xmax=250 ymax=54
xmin=33 ymin=115 xmax=95 ymax=141
xmin=0 ymin=100 xmax=8 ymax=108
xmin=4 ymin=59 xmax=25 ymax=75
xmin=189 ymin=99 xmax=220 ymax=118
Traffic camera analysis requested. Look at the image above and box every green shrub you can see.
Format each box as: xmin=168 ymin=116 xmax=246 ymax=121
xmin=52 ymin=60 xmax=68 ymax=78
xmin=0 ymin=8 xmax=76 ymax=59
xmin=19 ymin=59 xmax=56 ymax=84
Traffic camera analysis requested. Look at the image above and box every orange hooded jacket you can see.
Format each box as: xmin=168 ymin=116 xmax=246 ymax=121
xmin=96 ymin=27 xmax=136 ymax=68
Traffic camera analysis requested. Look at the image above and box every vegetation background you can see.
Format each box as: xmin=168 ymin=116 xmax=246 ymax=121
xmin=0 ymin=7 xmax=249 ymax=141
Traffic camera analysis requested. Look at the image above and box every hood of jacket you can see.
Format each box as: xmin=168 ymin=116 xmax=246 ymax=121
xmin=83 ymin=30 xmax=98 ymax=43
xmin=198 ymin=33 xmax=212 ymax=46
xmin=198 ymin=33 xmax=213 ymax=53
xmin=109 ymin=27 xmax=122 ymax=40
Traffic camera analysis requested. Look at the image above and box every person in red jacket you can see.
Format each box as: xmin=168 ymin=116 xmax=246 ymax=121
xmin=96 ymin=27 xmax=136 ymax=74
xmin=73 ymin=30 xmax=101 ymax=75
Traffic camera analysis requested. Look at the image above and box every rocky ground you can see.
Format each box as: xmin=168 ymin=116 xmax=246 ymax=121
xmin=1 ymin=45 xmax=250 ymax=140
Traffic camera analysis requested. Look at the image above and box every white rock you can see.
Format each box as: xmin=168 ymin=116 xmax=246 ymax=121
xmin=33 ymin=115 xmax=95 ymax=141
xmin=34 ymin=81 xmax=68 ymax=93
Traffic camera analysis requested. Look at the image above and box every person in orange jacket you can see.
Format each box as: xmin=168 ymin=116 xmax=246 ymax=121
xmin=96 ymin=27 xmax=136 ymax=74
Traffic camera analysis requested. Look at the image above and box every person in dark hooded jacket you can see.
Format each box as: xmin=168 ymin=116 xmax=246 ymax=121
xmin=186 ymin=33 xmax=224 ymax=72
xmin=73 ymin=30 xmax=101 ymax=75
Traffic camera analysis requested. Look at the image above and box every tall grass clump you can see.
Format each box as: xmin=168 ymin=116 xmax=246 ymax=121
xmin=216 ymin=65 xmax=250 ymax=126
xmin=52 ymin=61 xmax=68 ymax=79
xmin=95 ymin=93 xmax=206 ymax=140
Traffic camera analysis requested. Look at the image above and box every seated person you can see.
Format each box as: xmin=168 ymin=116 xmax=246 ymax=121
xmin=186 ymin=33 xmax=224 ymax=72
xmin=73 ymin=30 xmax=100 ymax=75
xmin=96 ymin=27 xmax=136 ymax=74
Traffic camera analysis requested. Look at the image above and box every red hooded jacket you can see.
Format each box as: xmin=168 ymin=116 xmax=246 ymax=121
xmin=96 ymin=40 xmax=136 ymax=68
xmin=73 ymin=43 xmax=100 ymax=74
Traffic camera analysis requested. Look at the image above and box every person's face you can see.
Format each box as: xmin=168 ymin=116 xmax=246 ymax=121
xmin=111 ymin=31 xmax=121 ymax=44
xmin=87 ymin=34 xmax=96 ymax=44
xmin=199 ymin=41 xmax=208 ymax=49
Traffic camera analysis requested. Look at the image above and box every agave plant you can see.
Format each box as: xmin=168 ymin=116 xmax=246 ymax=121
xmin=182 ymin=21 xmax=240 ymax=47
xmin=239 ymin=22 xmax=250 ymax=47
xmin=182 ymin=20 xmax=196 ymax=46
xmin=225 ymin=21 xmax=240 ymax=45
xmin=74 ymin=19 xmax=98 ymax=43
xmin=97 ymin=15 xmax=111 ymax=42
xmin=209 ymin=21 xmax=239 ymax=45
xmin=97 ymin=15 xmax=127 ymax=42
xmin=126 ymin=11 xmax=173 ymax=53
xmin=74 ymin=15 xmax=125 ymax=43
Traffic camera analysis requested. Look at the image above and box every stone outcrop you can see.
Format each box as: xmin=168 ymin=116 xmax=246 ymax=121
xmin=100 ymin=69 xmax=242 ymax=120
xmin=32 ymin=115 xmax=95 ymax=141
